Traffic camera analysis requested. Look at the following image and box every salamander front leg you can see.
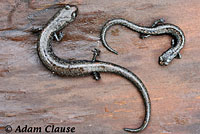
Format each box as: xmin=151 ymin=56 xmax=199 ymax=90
xmin=171 ymin=38 xmax=182 ymax=59
xmin=91 ymin=48 xmax=101 ymax=81
xmin=140 ymin=18 xmax=165 ymax=39
xmin=31 ymin=26 xmax=64 ymax=41
xmin=53 ymin=32 xmax=64 ymax=42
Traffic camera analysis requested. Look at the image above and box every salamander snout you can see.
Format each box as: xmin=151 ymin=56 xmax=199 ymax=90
xmin=65 ymin=4 xmax=78 ymax=15
xmin=159 ymin=56 xmax=169 ymax=66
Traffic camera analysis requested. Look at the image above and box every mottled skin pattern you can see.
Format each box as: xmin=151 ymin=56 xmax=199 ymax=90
xmin=100 ymin=18 xmax=185 ymax=66
xmin=37 ymin=5 xmax=150 ymax=133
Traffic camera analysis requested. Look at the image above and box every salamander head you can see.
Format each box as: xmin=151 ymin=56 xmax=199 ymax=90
xmin=159 ymin=48 xmax=176 ymax=66
xmin=57 ymin=4 xmax=78 ymax=23
xmin=159 ymin=56 xmax=170 ymax=66
xmin=65 ymin=5 xmax=78 ymax=18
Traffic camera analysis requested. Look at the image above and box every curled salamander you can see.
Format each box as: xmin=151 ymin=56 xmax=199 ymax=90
xmin=100 ymin=18 xmax=185 ymax=66
xmin=36 ymin=4 xmax=151 ymax=133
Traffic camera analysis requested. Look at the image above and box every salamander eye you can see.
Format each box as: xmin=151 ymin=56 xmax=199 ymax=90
xmin=65 ymin=5 xmax=71 ymax=10
xmin=72 ymin=12 xmax=77 ymax=18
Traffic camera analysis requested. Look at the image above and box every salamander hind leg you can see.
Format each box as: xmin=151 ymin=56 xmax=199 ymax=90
xmin=91 ymin=48 xmax=101 ymax=81
xmin=140 ymin=18 xmax=165 ymax=39
xmin=151 ymin=18 xmax=165 ymax=27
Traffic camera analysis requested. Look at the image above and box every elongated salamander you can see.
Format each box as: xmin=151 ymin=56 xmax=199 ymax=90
xmin=100 ymin=18 xmax=185 ymax=66
xmin=37 ymin=5 xmax=150 ymax=133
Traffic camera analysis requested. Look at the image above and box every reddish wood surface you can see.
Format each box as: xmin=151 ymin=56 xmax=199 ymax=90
xmin=0 ymin=0 xmax=200 ymax=134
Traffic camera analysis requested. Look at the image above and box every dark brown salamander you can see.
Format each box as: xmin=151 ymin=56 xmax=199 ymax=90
xmin=100 ymin=18 xmax=185 ymax=66
xmin=36 ymin=5 xmax=151 ymax=133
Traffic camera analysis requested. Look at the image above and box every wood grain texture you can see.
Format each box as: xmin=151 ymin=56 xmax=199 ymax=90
xmin=0 ymin=0 xmax=200 ymax=134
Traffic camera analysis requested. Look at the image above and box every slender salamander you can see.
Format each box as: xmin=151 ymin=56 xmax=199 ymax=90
xmin=100 ymin=18 xmax=185 ymax=66
xmin=37 ymin=5 xmax=150 ymax=133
